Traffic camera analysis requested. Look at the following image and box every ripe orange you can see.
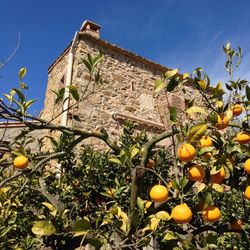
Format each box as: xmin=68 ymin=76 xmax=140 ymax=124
xmin=244 ymin=159 xmax=250 ymax=174
xmin=199 ymin=136 xmax=213 ymax=148
xmin=215 ymin=114 xmax=229 ymax=130
xmin=232 ymin=104 xmax=243 ymax=116
xmin=177 ymin=143 xmax=196 ymax=162
xmin=210 ymin=167 xmax=225 ymax=184
xmin=235 ymin=132 xmax=250 ymax=144
xmin=202 ymin=205 xmax=221 ymax=223
xmin=187 ymin=165 xmax=206 ymax=182
xmin=146 ymin=159 xmax=155 ymax=169
xmin=13 ymin=155 xmax=29 ymax=169
xmin=244 ymin=186 xmax=250 ymax=200
xmin=171 ymin=203 xmax=193 ymax=223
xmin=230 ymin=219 xmax=244 ymax=230
xmin=149 ymin=185 xmax=169 ymax=202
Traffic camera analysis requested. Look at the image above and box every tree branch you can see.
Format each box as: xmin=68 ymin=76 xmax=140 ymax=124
xmin=129 ymin=129 xmax=179 ymax=215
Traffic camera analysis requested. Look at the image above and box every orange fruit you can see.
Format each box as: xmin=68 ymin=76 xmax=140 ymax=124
xmin=171 ymin=203 xmax=193 ymax=223
xmin=187 ymin=165 xmax=206 ymax=182
xmin=210 ymin=167 xmax=225 ymax=184
xmin=230 ymin=219 xmax=244 ymax=230
xmin=177 ymin=143 xmax=196 ymax=162
xmin=235 ymin=132 xmax=250 ymax=145
xmin=149 ymin=185 xmax=169 ymax=202
xmin=244 ymin=159 xmax=250 ymax=174
xmin=199 ymin=136 xmax=213 ymax=148
xmin=244 ymin=186 xmax=250 ymax=200
xmin=232 ymin=104 xmax=243 ymax=116
xmin=215 ymin=114 xmax=229 ymax=130
xmin=13 ymin=155 xmax=29 ymax=169
xmin=202 ymin=205 xmax=221 ymax=223
xmin=146 ymin=159 xmax=155 ymax=169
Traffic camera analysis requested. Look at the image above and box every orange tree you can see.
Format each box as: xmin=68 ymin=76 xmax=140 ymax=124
xmin=0 ymin=43 xmax=250 ymax=249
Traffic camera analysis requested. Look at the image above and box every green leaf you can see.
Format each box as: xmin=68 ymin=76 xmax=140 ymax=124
xmin=163 ymin=231 xmax=177 ymax=241
xmin=246 ymin=85 xmax=250 ymax=101
xmin=225 ymin=83 xmax=233 ymax=91
xmin=12 ymin=99 xmax=25 ymax=113
xmin=214 ymin=81 xmax=225 ymax=96
xmin=81 ymin=58 xmax=92 ymax=72
xmin=197 ymin=183 xmax=206 ymax=193
xmin=72 ymin=218 xmax=91 ymax=232
xmin=212 ymin=183 xmax=224 ymax=193
xmin=154 ymin=78 xmax=166 ymax=94
xmin=198 ymin=146 xmax=213 ymax=156
xmin=226 ymin=109 xmax=233 ymax=121
xmin=186 ymin=106 xmax=207 ymax=116
xmin=223 ymin=41 xmax=231 ymax=52
xmin=149 ymin=217 xmax=160 ymax=231
xmin=169 ymin=106 xmax=177 ymax=122
xmin=19 ymin=67 xmax=27 ymax=80
xmin=209 ymin=112 xmax=218 ymax=124
xmin=20 ymin=82 xmax=28 ymax=90
xmin=165 ymin=68 xmax=178 ymax=79
xmin=130 ymin=147 xmax=139 ymax=159
xmin=67 ymin=85 xmax=79 ymax=101
xmin=3 ymin=94 xmax=13 ymax=102
xmin=32 ymin=221 xmax=56 ymax=236
xmin=166 ymin=77 xmax=179 ymax=92
xmin=12 ymin=88 xmax=25 ymax=103
xmin=188 ymin=123 xmax=208 ymax=143
xmin=109 ymin=157 xmax=122 ymax=165
xmin=197 ymin=80 xmax=207 ymax=90
xmin=53 ymin=88 xmax=65 ymax=104
xmin=183 ymin=73 xmax=189 ymax=79
xmin=210 ymin=166 xmax=222 ymax=175
xmin=215 ymin=101 xmax=224 ymax=109
xmin=87 ymin=238 xmax=103 ymax=249
xmin=42 ymin=202 xmax=56 ymax=212
xmin=137 ymin=197 xmax=145 ymax=211
xmin=24 ymin=99 xmax=37 ymax=110
xmin=155 ymin=211 xmax=170 ymax=220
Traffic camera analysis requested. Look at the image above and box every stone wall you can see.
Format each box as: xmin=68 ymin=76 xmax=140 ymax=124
xmin=41 ymin=48 xmax=69 ymax=124
xmin=43 ymin=34 xmax=202 ymax=148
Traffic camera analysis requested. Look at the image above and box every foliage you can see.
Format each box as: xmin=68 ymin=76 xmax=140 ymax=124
xmin=0 ymin=44 xmax=250 ymax=250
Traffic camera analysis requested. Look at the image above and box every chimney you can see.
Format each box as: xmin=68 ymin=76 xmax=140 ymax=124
xmin=80 ymin=20 xmax=101 ymax=39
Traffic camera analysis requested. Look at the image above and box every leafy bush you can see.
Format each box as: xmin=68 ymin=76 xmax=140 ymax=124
xmin=0 ymin=44 xmax=250 ymax=249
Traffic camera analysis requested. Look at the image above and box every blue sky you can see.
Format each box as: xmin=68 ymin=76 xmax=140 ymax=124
xmin=1 ymin=0 xmax=250 ymax=116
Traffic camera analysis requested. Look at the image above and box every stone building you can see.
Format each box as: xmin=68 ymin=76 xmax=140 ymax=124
xmin=41 ymin=20 xmax=200 ymax=148
xmin=0 ymin=20 xmax=201 ymax=151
